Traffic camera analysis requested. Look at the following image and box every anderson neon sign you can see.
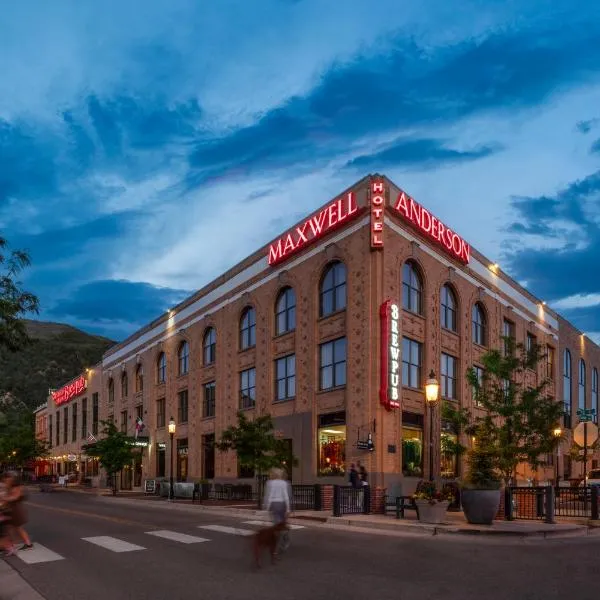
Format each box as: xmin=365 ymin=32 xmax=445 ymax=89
xmin=393 ymin=192 xmax=470 ymax=264
xmin=268 ymin=192 xmax=360 ymax=266
xmin=52 ymin=376 xmax=87 ymax=406
xmin=380 ymin=300 xmax=400 ymax=411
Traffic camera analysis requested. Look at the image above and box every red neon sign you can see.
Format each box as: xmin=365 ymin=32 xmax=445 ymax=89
xmin=268 ymin=192 xmax=360 ymax=266
xmin=393 ymin=192 xmax=470 ymax=264
xmin=380 ymin=300 xmax=400 ymax=411
xmin=52 ymin=376 xmax=87 ymax=406
xmin=370 ymin=180 xmax=385 ymax=249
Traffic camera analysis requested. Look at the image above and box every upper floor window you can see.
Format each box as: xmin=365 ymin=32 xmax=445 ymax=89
xmin=108 ymin=378 xmax=114 ymax=404
xmin=440 ymin=284 xmax=457 ymax=332
xmin=121 ymin=372 xmax=128 ymax=398
xmin=157 ymin=352 xmax=167 ymax=384
xmin=546 ymin=346 xmax=555 ymax=379
xmin=472 ymin=303 xmax=487 ymax=346
xmin=564 ymin=349 xmax=572 ymax=427
xmin=402 ymin=261 xmax=423 ymax=315
xmin=579 ymin=358 xmax=586 ymax=411
xmin=526 ymin=333 xmax=536 ymax=361
xmin=240 ymin=307 xmax=256 ymax=350
xmin=203 ymin=327 xmax=216 ymax=365
xmin=441 ymin=353 xmax=457 ymax=400
xmin=503 ymin=319 xmax=515 ymax=356
xmin=593 ymin=368 xmax=598 ymax=424
xmin=320 ymin=261 xmax=346 ymax=317
xmin=178 ymin=341 xmax=190 ymax=375
xmin=402 ymin=337 xmax=422 ymax=389
xmin=135 ymin=364 xmax=144 ymax=393
xmin=240 ymin=368 xmax=256 ymax=409
xmin=275 ymin=287 xmax=296 ymax=335
xmin=275 ymin=354 xmax=296 ymax=401
xmin=319 ymin=337 xmax=347 ymax=390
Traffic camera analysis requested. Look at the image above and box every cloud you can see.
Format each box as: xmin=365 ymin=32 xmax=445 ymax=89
xmin=591 ymin=138 xmax=600 ymax=154
xmin=577 ymin=118 xmax=600 ymax=134
xmin=552 ymin=294 xmax=600 ymax=310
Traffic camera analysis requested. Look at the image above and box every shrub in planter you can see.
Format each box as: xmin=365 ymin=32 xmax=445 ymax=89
xmin=413 ymin=481 xmax=454 ymax=524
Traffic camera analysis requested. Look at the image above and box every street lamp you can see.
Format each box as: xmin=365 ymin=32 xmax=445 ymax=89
xmin=425 ymin=370 xmax=440 ymax=481
xmin=168 ymin=417 xmax=176 ymax=501
xmin=553 ymin=427 xmax=562 ymax=487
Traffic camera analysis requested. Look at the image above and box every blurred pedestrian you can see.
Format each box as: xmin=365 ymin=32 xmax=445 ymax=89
xmin=262 ymin=468 xmax=290 ymax=555
xmin=1 ymin=472 xmax=33 ymax=550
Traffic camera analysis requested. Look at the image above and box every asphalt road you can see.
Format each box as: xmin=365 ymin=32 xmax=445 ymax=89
xmin=2 ymin=489 xmax=600 ymax=600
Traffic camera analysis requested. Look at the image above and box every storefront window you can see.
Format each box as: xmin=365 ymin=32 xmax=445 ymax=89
xmin=177 ymin=438 xmax=188 ymax=482
xmin=440 ymin=425 xmax=459 ymax=479
xmin=318 ymin=412 xmax=346 ymax=476
xmin=402 ymin=412 xmax=424 ymax=477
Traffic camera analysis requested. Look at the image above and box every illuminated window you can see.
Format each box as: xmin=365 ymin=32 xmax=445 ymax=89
xmin=317 ymin=412 xmax=346 ymax=476
xmin=320 ymin=261 xmax=346 ymax=317
xmin=157 ymin=352 xmax=167 ymax=384
xmin=178 ymin=341 xmax=190 ymax=375
xmin=108 ymin=378 xmax=114 ymax=403
xmin=275 ymin=354 xmax=296 ymax=401
xmin=402 ymin=261 xmax=423 ymax=315
xmin=135 ymin=364 xmax=144 ymax=393
xmin=402 ymin=412 xmax=423 ymax=477
xmin=441 ymin=284 xmax=457 ymax=332
xmin=441 ymin=353 xmax=457 ymax=400
xmin=319 ymin=337 xmax=346 ymax=390
xmin=472 ymin=303 xmax=487 ymax=346
xmin=121 ymin=372 xmax=128 ymax=398
xmin=240 ymin=307 xmax=256 ymax=350
xmin=441 ymin=417 xmax=459 ymax=478
xmin=203 ymin=327 xmax=216 ymax=365
xmin=402 ymin=337 xmax=422 ymax=389
xmin=275 ymin=287 xmax=296 ymax=335
xmin=240 ymin=368 xmax=256 ymax=409
xmin=579 ymin=359 xmax=587 ymax=411
xmin=564 ymin=349 xmax=572 ymax=428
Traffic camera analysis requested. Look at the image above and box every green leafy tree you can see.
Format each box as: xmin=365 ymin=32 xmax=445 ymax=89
xmin=82 ymin=420 xmax=136 ymax=495
xmin=440 ymin=401 xmax=469 ymax=476
xmin=465 ymin=338 xmax=563 ymax=486
xmin=0 ymin=238 xmax=39 ymax=352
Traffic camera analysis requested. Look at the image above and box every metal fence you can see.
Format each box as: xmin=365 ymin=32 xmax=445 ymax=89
xmin=333 ymin=485 xmax=371 ymax=517
xmin=291 ymin=484 xmax=321 ymax=511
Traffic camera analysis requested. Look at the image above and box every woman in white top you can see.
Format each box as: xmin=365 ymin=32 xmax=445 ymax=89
xmin=262 ymin=468 xmax=290 ymax=525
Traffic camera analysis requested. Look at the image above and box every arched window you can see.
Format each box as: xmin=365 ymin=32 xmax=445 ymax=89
xmin=472 ymin=303 xmax=487 ymax=346
xmin=564 ymin=349 xmax=572 ymax=426
xmin=178 ymin=341 xmax=189 ymax=375
xmin=441 ymin=284 xmax=457 ymax=332
xmin=203 ymin=327 xmax=216 ymax=365
xmin=402 ymin=261 xmax=423 ymax=315
xmin=121 ymin=372 xmax=128 ymax=398
xmin=157 ymin=352 xmax=167 ymax=384
xmin=108 ymin=378 xmax=114 ymax=404
xmin=240 ymin=307 xmax=256 ymax=350
xmin=275 ymin=287 xmax=296 ymax=335
xmin=579 ymin=359 xmax=586 ymax=410
xmin=319 ymin=261 xmax=346 ymax=317
xmin=593 ymin=368 xmax=598 ymax=424
xmin=135 ymin=364 xmax=144 ymax=393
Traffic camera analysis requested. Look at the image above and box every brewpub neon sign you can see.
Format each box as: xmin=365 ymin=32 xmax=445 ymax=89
xmin=380 ymin=300 xmax=400 ymax=411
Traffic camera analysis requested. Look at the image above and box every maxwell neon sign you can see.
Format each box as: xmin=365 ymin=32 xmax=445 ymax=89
xmin=268 ymin=192 xmax=360 ymax=266
xmin=52 ymin=376 xmax=87 ymax=406
xmin=380 ymin=300 xmax=400 ymax=411
xmin=393 ymin=192 xmax=470 ymax=264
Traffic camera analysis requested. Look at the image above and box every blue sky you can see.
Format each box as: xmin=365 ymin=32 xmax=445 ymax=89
xmin=1 ymin=0 xmax=600 ymax=342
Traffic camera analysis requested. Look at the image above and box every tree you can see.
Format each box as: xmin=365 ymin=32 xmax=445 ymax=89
xmin=82 ymin=420 xmax=136 ymax=495
xmin=0 ymin=237 xmax=39 ymax=352
xmin=440 ymin=400 xmax=469 ymax=475
xmin=465 ymin=338 xmax=563 ymax=485
xmin=215 ymin=411 xmax=298 ymax=496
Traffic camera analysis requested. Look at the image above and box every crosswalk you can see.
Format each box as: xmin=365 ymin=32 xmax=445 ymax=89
xmin=6 ymin=521 xmax=306 ymax=566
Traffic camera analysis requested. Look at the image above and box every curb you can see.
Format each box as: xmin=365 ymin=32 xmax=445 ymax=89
xmin=0 ymin=560 xmax=45 ymax=600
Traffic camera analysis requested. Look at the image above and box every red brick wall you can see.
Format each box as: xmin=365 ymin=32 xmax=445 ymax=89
xmin=370 ymin=486 xmax=386 ymax=514
xmin=321 ymin=484 xmax=333 ymax=511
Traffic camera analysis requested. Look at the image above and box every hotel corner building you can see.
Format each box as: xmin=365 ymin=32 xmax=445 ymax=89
xmin=37 ymin=174 xmax=600 ymax=491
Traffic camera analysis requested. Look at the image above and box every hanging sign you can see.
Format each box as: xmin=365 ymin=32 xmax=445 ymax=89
xmin=380 ymin=300 xmax=400 ymax=411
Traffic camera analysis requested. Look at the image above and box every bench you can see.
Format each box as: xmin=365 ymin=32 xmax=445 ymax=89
xmin=385 ymin=495 xmax=419 ymax=519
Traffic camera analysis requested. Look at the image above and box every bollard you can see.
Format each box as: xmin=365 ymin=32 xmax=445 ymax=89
xmin=544 ymin=486 xmax=555 ymax=524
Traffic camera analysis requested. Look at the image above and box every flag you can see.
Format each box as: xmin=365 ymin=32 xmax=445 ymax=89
xmin=135 ymin=417 xmax=144 ymax=439
xmin=87 ymin=432 xmax=97 ymax=443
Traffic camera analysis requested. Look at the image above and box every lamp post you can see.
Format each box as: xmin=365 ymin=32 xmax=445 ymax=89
xmin=553 ymin=427 xmax=562 ymax=487
xmin=168 ymin=417 xmax=176 ymax=501
xmin=425 ymin=370 xmax=440 ymax=482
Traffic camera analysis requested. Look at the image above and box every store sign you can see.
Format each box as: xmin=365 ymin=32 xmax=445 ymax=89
xmin=52 ymin=376 xmax=87 ymax=406
xmin=268 ymin=192 xmax=360 ymax=265
xmin=393 ymin=192 xmax=470 ymax=264
xmin=379 ymin=300 xmax=400 ymax=411
xmin=128 ymin=436 xmax=149 ymax=448
xmin=370 ymin=180 xmax=385 ymax=249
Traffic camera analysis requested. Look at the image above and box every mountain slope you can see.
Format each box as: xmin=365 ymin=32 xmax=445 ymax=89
xmin=0 ymin=320 xmax=115 ymax=410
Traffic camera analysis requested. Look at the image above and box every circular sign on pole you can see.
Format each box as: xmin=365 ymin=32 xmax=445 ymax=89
xmin=574 ymin=422 xmax=599 ymax=448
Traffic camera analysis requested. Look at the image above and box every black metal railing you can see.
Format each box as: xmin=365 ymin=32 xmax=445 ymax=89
xmin=291 ymin=484 xmax=321 ymax=511
xmin=333 ymin=485 xmax=371 ymax=517
xmin=506 ymin=487 xmax=548 ymax=521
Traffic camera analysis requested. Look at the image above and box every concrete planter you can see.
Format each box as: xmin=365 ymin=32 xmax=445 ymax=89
xmin=415 ymin=499 xmax=449 ymax=524
xmin=461 ymin=489 xmax=502 ymax=525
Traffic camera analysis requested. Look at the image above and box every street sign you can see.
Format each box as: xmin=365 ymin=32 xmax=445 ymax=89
xmin=576 ymin=408 xmax=596 ymax=422
xmin=574 ymin=421 xmax=599 ymax=448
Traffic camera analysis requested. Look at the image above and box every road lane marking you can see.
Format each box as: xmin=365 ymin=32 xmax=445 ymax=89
xmin=145 ymin=530 xmax=210 ymax=544
xmin=197 ymin=525 xmax=255 ymax=536
xmin=243 ymin=520 xmax=306 ymax=530
xmin=82 ymin=536 xmax=146 ymax=552
xmin=14 ymin=544 xmax=65 ymax=565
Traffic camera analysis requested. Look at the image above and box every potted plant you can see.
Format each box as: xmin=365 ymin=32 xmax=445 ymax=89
xmin=412 ymin=481 xmax=454 ymax=524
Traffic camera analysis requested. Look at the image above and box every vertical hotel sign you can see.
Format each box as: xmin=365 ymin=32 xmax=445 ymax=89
xmin=380 ymin=300 xmax=400 ymax=411
xmin=370 ymin=179 xmax=385 ymax=249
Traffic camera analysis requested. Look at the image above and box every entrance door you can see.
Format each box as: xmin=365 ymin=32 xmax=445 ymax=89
xmin=157 ymin=448 xmax=166 ymax=477
xmin=134 ymin=454 xmax=142 ymax=487
xmin=202 ymin=434 xmax=215 ymax=479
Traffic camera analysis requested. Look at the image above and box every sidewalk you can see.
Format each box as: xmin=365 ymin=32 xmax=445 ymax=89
xmin=0 ymin=560 xmax=45 ymax=600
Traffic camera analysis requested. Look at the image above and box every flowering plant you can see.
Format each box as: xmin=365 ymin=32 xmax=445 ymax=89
xmin=412 ymin=481 xmax=454 ymax=506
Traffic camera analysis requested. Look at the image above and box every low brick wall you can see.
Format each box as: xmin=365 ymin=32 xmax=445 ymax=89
xmin=321 ymin=484 xmax=333 ymax=511
xmin=370 ymin=487 xmax=386 ymax=514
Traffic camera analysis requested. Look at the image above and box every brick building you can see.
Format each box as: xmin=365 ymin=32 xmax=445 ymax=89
xmin=40 ymin=173 xmax=600 ymax=492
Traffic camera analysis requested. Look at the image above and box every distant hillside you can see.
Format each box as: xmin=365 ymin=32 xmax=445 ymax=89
xmin=0 ymin=320 xmax=115 ymax=411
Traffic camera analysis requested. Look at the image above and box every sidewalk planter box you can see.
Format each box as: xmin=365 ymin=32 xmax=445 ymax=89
xmin=415 ymin=500 xmax=449 ymax=524
xmin=461 ymin=489 xmax=502 ymax=525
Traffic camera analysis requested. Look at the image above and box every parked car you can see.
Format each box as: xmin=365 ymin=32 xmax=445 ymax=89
xmin=578 ymin=469 xmax=600 ymax=499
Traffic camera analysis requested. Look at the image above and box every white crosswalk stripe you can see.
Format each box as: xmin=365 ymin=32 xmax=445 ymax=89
xmin=243 ymin=520 xmax=306 ymax=530
xmin=82 ymin=536 xmax=146 ymax=553
xmin=197 ymin=524 xmax=255 ymax=536
xmin=145 ymin=530 xmax=210 ymax=544
xmin=13 ymin=544 xmax=65 ymax=565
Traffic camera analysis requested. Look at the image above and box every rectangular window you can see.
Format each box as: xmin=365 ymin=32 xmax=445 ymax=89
xmin=547 ymin=345 xmax=555 ymax=379
xmin=472 ymin=366 xmax=484 ymax=407
xmin=120 ymin=410 xmax=128 ymax=433
xmin=177 ymin=389 xmax=189 ymax=423
xmin=72 ymin=403 xmax=78 ymax=442
xmin=317 ymin=411 xmax=346 ymax=476
xmin=157 ymin=398 xmax=166 ymax=428
xmin=441 ymin=417 xmax=459 ymax=478
xmin=56 ymin=412 xmax=60 ymax=446
xmin=203 ymin=382 xmax=216 ymax=418
xmin=402 ymin=337 xmax=422 ymax=389
xmin=48 ymin=415 xmax=53 ymax=449
xmin=526 ymin=333 xmax=536 ymax=360
xmin=503 ymin=319 xmax=515 ymax=356
xmin=135 ymin=404 xmax=143 ymax=423
xmin=240 ymin=368 xmax=256 ymax=409
xmin=319 ymin=337 xmax=347 ymax=390
xmin=441 ymin=353 xmax=457 ymax=400
xmin=63 ymin=408 xmax=68 ymax=445
xmin=402 ymin=411 xmax=424 ymax=477
xmin=92 ymin=393 xmax=99 ymax=436
xmin=81 ymin=398 xmax=87 ymax=440
xmin=275 ymin=354 xmax=296 ymax=401
xmin=202 ymin=434 xmax=215 ymax=479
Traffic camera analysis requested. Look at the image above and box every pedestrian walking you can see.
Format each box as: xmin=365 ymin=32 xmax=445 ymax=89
xmin=1 ymin=472 xmax=33 ymax=551
xmin=262 ymin=468 xmax=291 ymax=555
xmin=357 ymin=461 xmax=369 ymax=487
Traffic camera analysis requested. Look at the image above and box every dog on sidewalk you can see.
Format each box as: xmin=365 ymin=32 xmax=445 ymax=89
xmin=252 ymin=522 xmax=287 ymax=568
